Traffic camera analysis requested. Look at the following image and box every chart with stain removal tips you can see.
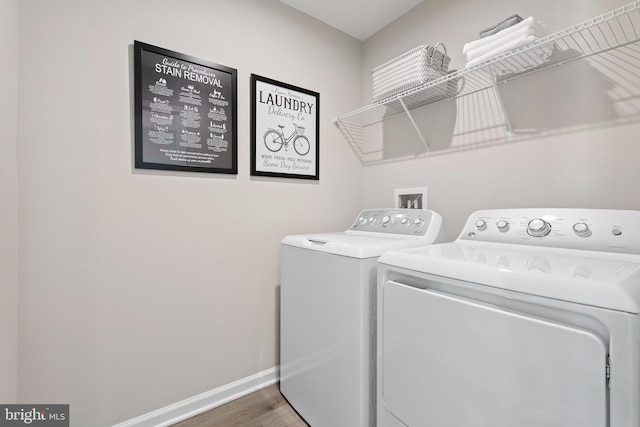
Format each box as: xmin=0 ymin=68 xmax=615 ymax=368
xmin=134 ymin=42 xmax=237 ymax=174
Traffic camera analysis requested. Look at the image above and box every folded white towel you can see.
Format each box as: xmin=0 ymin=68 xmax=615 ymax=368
xmin=463 ymin=16 xmax=547 ymax=55
xmin=466 ymin=25 xmax=547 ymax=62
xmin=465 ymin=34 xmax=552 ymax=67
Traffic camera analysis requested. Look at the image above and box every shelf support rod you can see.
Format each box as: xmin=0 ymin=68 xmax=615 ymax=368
xmin=486 ymin=67 xmax=515 ymax=140
xmin=398 ymin=97 xmax=430 ymax=152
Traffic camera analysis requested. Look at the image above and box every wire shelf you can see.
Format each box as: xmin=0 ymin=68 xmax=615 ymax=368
xmin=334 ymin=1 xmax=640 ymax=165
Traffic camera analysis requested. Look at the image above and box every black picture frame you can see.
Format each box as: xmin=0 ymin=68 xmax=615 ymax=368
xmin=134 ymin=41 xmax=237 ymax=174
xmin=250 ymin=74 xmax=319 ymax=180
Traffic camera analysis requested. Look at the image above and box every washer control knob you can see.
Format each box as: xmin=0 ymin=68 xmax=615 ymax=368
xmin=358 ymin=216 xmax=367 ymax=225
xmin=573 ymin=222 xmax=592 ymax=237
xmin=527 ymin=218 xmax=551 ymax=237
xmin=475 ymin=219 xmax=487 ymax=231
xmin=368 ymin=217 xmax=375 ymax=224
xmin=496 ymin=220 xmax=509 ymax=232
xmin=382 ymin=215 xmax=392 ymax=227
xmin=414 ymin=218 xmax=424 ymax=227
xmin=400 ymin=217 xmax=409 ymax=226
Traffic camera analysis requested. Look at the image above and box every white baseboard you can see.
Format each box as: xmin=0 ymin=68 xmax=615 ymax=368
xmin=112 ymin=366 xmax=279 ymax=427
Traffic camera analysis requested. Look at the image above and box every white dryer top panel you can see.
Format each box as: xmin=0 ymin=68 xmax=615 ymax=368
xmin=459 ymin=208 xmax=640 ymax=254
xmin=379 ymin=208 xmax=640 ymax=313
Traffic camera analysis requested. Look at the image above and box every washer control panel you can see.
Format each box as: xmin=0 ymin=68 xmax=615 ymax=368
xmin=459 ymin=209 xmax=640 ymax=254
xmin=349 ymin=209 xmax=434 ymax=236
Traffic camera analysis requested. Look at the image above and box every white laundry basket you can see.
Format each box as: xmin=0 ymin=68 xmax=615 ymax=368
xmin=372 ymin=43 xmax=451 ymax=102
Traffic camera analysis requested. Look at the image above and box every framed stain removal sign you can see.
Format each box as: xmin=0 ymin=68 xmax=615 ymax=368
xmin=134 ymin=41 xmax=237 ymax=174
xmin=250 ymin=74 xmax=319 ymax=180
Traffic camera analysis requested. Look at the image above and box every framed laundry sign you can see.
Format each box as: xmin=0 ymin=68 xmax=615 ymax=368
xmin=134 ymin=41 xmax=237 ymax=174
xmin=250 ymin=74 xmax=319 ymax=180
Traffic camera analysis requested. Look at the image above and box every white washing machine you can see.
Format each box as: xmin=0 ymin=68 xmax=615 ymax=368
xmin=377 ymin=208 xmax=640 ymax=427
xmin=280 ymin=208 xmax=446 ymax=427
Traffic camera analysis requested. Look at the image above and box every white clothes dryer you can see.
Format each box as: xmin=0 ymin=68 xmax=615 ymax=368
xmin=377 ymin=208 xmax=640 ymax=427
xmin=280 ymin=209 xmax=446 ymax=427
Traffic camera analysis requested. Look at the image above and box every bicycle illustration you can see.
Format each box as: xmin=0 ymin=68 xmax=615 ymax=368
xmin=263 ymin=123 xmax=310 ymax=156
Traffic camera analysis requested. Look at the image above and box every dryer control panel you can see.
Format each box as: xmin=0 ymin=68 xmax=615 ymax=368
xmin=459 ymin=208 xmax=640 ymax=254
xmin=349 ymin=209 xmax=437 ymax=236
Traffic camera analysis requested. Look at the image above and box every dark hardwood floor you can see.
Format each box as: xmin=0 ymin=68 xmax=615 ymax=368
xmin=171 ymin=383 xmax=310 ymax=427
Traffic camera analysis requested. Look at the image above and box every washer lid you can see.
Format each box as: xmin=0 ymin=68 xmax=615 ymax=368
xmin=281 ymin=232 xmax=426 ymax=258
xmin=378 ymin=241 xmax=640 ymax=313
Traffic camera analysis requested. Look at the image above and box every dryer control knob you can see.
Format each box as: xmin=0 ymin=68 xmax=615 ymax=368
xmin=382 ymin=215 xmax=392 ymax=227
xmin=400 ymin=217 xmax=409 ymax=226
xmin=414 ymin=218 xmax=424 ymax=227
xmin=475 ymin=219 xmax=487 ymax=231
xmin=573 ymin=222 xmax=592 ymax=237
xmin=527 ymin=218 xmax=551 ymax=237
xmin=496 ymin=220 xmax=510 ymax=232
xmin=358 ymin=216 xmax=367 ymax=225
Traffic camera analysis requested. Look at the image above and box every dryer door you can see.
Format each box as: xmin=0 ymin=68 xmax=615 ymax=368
xmin=382 ymin=280 xmax=608 ymax=427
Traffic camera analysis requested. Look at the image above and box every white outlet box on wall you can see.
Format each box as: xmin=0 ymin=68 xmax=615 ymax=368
xmin=394 ymin=187 xmax=427 ymax=209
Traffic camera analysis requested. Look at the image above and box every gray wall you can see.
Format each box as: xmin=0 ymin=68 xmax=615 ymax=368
xmin=0 ymin=0 xmax=18 ymax=404
xmin=361 ymin=0 xmax=640 ymax=238
xmin=16 ymin=0 xmax=362 ymax=425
